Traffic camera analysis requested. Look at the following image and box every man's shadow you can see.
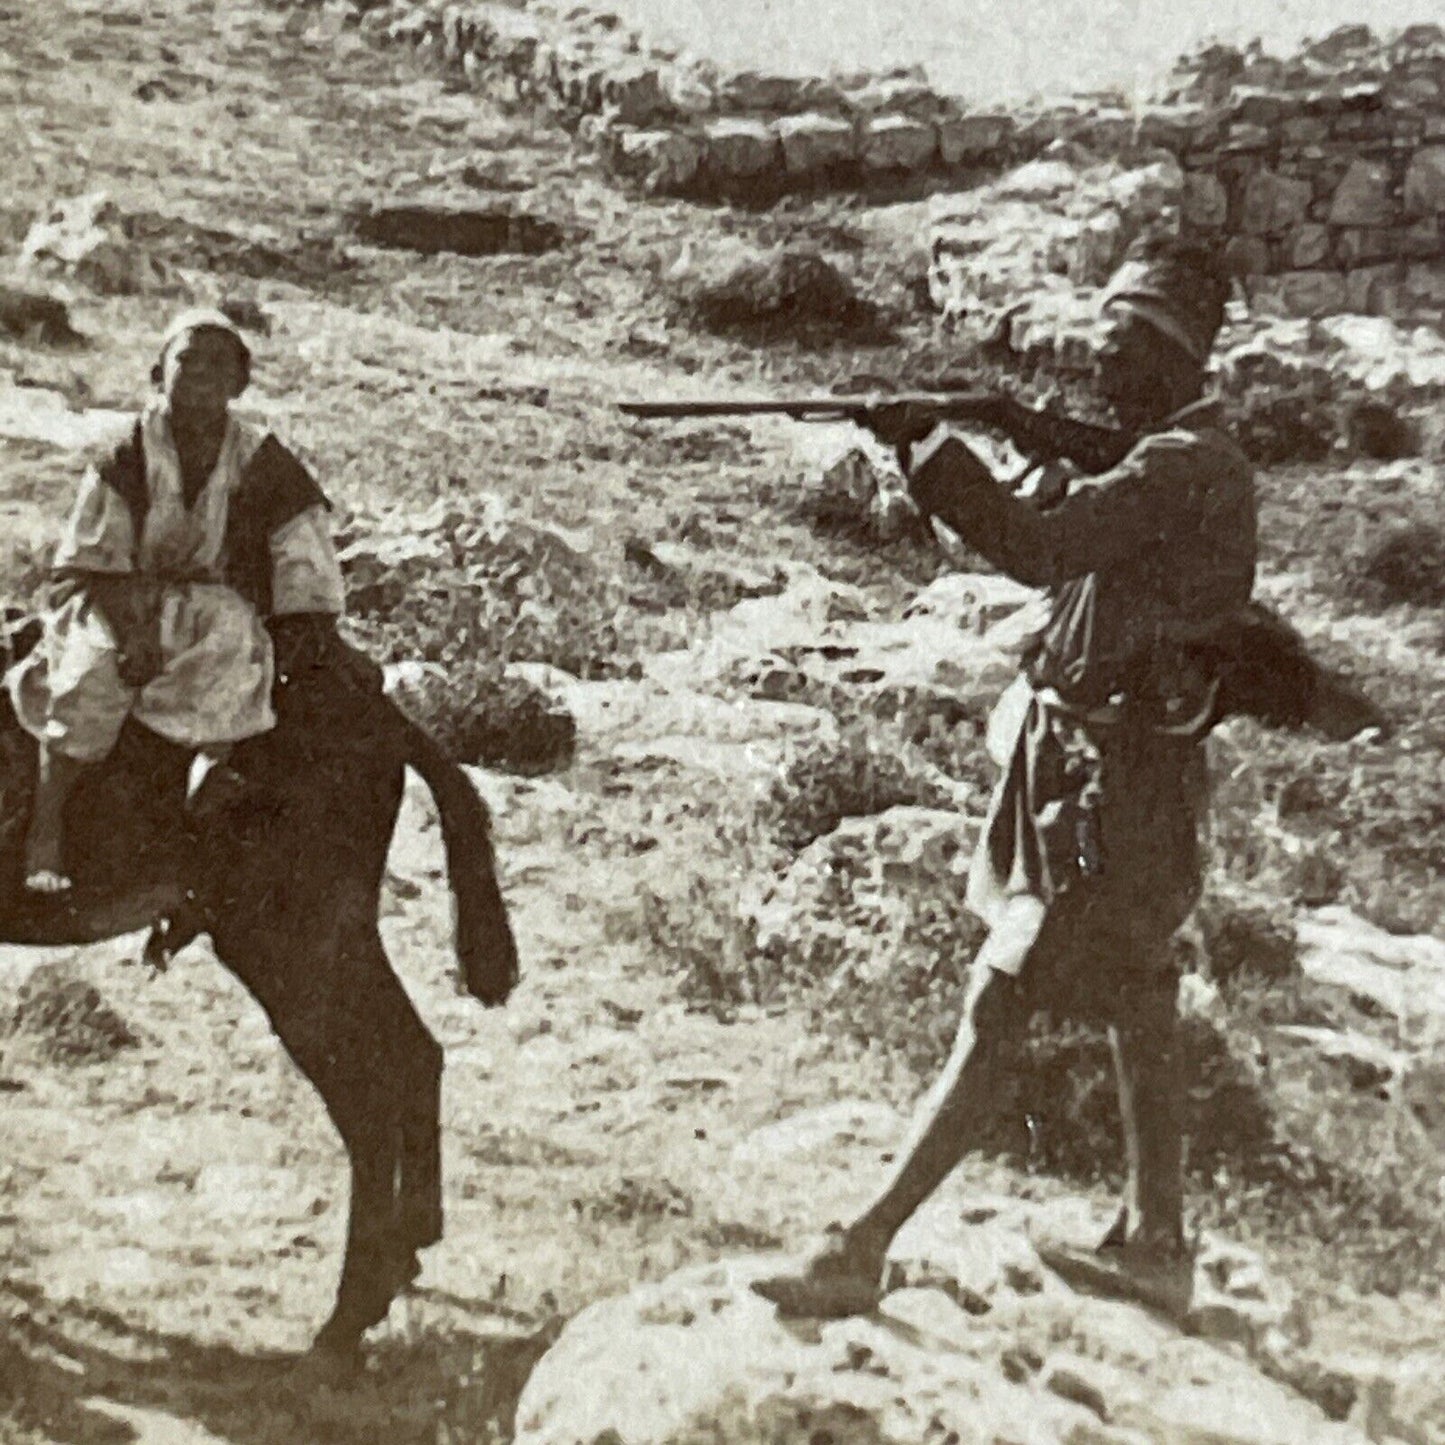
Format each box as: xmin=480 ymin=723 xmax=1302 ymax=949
xmin=0 ymin=1277 xmax=560 ymax=1445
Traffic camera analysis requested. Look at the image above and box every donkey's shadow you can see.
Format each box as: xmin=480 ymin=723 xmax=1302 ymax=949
xmin=0 ymin=1279 xmax=559 ymax=1445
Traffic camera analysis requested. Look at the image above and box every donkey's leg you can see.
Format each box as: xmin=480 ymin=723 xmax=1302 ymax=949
xmin=348 ymin=923 xmax=445 ymax=1262
xmin=214 ymin=902 xmax=414 ymax=1355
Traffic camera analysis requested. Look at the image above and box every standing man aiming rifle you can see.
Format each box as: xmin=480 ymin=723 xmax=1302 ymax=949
xmin=752 ymin=234 xmax=1256 ymax=1320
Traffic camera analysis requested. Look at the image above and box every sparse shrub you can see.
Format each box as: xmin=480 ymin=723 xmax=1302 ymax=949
xmin=761 ymin=725 xmax=961 ymax=852
xmin=1195 ymin=880 xmax=1299 ymax=986
xmin=1225 ymin=389 xmax=1336 ymax=466
xmin=1345 ymin=398 xmax=1416 ymax=461
xmin=343 ymin=503 xmax=650 ymax=679
xmin=1354 ymin=521 xmax=1445 ymax=609
xmin=391 ymin=661 xmax=576 ymax=775
xmin=0 ymin=283 xmax=79 ymax=344
xmin=0 ymin=536 xmax=56 ymax=608
xmin=970 ymin=1012 xmax=1278 ymax=1190
xmin=622 ymin=536 xmax=783 ymax=614
xmin=664 ymin=241 xmax=887 ymax=342
xmin=4 ymin=961 xmax=139 ymax=1064
xmin=572 ymin=1176 xmax=693 ymax=1225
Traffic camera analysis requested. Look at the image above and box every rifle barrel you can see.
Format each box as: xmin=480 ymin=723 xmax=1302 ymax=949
xmin=618 ymin=399 xmax=863 ymax=418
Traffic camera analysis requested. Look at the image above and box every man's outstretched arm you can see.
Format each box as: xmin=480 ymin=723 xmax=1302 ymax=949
xmin=902 ymin=428 xmax=1203 ymax=589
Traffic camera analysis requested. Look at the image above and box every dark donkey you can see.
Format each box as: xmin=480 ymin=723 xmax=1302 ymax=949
xmin=0 ymin=612 xmax=519 ymax=1356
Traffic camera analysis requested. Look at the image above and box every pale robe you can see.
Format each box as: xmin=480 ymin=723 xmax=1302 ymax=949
xmin=7 ymin=400 xmax=345 ymax=761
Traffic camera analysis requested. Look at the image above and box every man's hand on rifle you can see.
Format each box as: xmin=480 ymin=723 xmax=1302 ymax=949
xmin=859 ymin=402 xmax=945 ymax=471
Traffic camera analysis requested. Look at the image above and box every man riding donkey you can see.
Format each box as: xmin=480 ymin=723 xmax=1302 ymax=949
xmin=7 ymin=308 xmax=345 ymax=896
xmin=754 ymin=234 xmax=1378 ymax=1321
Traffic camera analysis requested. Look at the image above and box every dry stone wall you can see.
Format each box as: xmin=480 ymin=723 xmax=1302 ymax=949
xmin=342 ymin=2 xmax=1444 ymax=318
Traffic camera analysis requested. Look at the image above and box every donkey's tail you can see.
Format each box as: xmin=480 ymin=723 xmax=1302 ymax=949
xmin=395 ymin=705 xmax=519 ymax=1007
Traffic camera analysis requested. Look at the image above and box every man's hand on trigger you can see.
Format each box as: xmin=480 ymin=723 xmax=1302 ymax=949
xmin=860 ymin=402 xmax=939 ymax=465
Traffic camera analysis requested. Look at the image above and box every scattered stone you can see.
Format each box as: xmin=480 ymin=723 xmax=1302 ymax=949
xmin=859 ymin=114 xmax=937 ymax=172
xmin=701 ymin=117 xmax=780 ymax=180
xmin=775 ymin=113 xmax=857 ymax=177
xmin=19 ymin=193 xmax=170 ymax=296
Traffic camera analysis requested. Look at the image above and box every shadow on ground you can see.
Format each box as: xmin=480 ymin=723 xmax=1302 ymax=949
xmin=0 ymin=1278 xmax=560 ymax=1445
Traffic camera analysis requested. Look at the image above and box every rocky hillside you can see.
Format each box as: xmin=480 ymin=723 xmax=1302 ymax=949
xmin=1 ymin=1 xmax=1443 ymax=1443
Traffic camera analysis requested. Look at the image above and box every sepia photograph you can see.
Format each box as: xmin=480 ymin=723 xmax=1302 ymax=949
xmin=0 ymin=0 xmax=1442 ymax=1440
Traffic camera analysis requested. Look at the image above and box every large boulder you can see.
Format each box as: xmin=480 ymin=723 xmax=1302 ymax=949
xmin=514 ymin=1198 xmax=1366 ymax=1445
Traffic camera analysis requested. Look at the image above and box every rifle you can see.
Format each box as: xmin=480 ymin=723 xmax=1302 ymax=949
xmin=619 ymin=391 xmax=1133 ymax=473
xmin=619 ymin=391 xmax=992 ymax=426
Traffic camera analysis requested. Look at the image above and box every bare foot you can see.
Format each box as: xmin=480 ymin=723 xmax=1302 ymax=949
xmin=1035 ymin=1235 xmax=1194 ymax=1321
xmin=751 ymin=1226 xmax=886 ymax=1319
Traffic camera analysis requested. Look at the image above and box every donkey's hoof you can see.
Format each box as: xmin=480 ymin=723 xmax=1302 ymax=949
xmin=307 ymin=1321 xmax=367 ymax=1373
